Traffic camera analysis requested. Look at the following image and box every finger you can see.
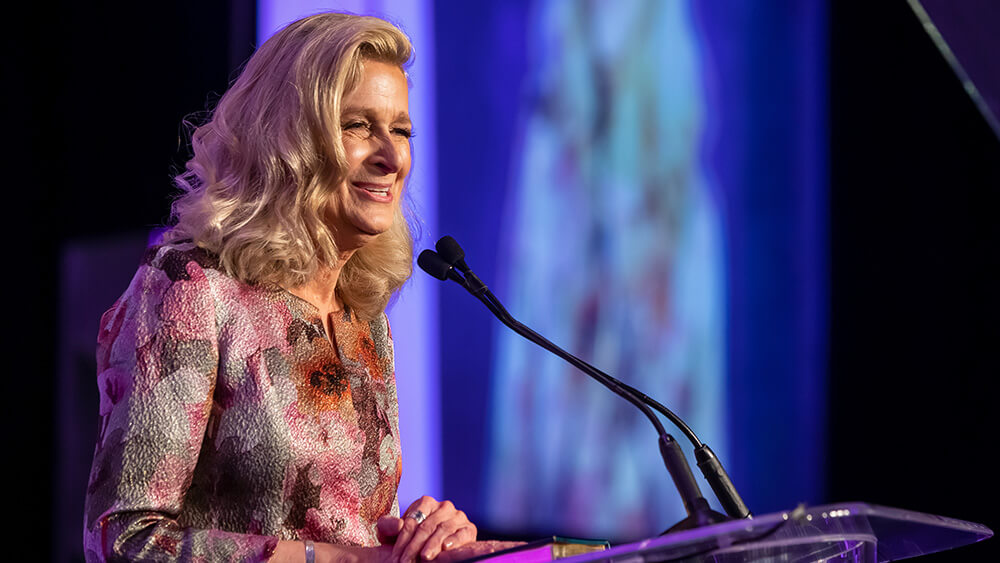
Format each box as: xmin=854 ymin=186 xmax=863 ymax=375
xmin=402 ymin=495 xmax=439 ymax=520
xmin=392 ymin=516 xmax=420 ymax=563
xmin=426 ymin=511 xmax=474 ymax=556
xmin=393 ymin=496 xmax=441 ymax=562
xmin=394 ymin=498 xmax=441 ymax=561
xmin=377 ymin=515 xmax=405 ymax=545
xmin=399 ymin=501 xmax=458 ymax=562
xmin=439 ymin=524 xmax=477 ymax=552
xmin=419 ymin=518 xmax=467 ymax=560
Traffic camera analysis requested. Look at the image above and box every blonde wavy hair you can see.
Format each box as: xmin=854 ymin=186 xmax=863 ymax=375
xmin=166 ymin=12 xmax=414 ymax=320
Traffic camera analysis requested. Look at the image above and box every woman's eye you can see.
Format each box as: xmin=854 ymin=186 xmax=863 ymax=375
xmin=393 ymin=128 xmax=414 ymax=139
xmin=342 ymin=121 xmax=368 ymax=131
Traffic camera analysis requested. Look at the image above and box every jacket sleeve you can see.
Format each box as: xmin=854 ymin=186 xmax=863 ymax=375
xmin=83 ymin=255 xmax=278 ymax=562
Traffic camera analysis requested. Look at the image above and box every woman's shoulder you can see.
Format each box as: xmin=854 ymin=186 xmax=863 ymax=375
xmin=137 ymin=241 xmax=256 ymax=294
xmin=99 ymin=242 xmax=226 ymax=354
xmin=109 ymin=241 xmax=244 ymax=317
xmin=140 ymin=240 xmax=222 ymax=281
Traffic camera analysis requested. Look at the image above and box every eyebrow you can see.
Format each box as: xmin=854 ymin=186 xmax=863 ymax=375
xmin=340 ymin=107 xmax=412 ymax=126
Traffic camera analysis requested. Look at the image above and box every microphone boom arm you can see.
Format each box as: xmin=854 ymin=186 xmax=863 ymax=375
xmin=419 ymin=243 xmax=750 ymax=529
xmin=479 ymin=289 xmax=748 ymax=521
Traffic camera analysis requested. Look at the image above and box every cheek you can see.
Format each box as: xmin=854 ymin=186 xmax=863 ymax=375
xmin=399 ymin=145 xmax=413 ymax=177
xmin=342 ymin=140 xmax=368 ymax=169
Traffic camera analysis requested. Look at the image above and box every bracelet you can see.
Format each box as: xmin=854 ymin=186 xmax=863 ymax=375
xmin=304 ymin=539 xmax=315 ymax=563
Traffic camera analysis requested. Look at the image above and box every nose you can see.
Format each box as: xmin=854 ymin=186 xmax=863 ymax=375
xmin=369 ymin=131 xmax=403 ymax=174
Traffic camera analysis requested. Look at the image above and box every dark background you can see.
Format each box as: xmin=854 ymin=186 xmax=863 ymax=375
xmin=827 ymin=2 xmax=999 ymax=561
xmin=5 ymin=1 xmax=996 ymax=560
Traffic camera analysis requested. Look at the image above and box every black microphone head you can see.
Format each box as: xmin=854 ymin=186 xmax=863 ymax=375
xmin=435 ymin=235 xmax=466 ymax=266
xmin=417 ymin=249 xmax=452 ymax=281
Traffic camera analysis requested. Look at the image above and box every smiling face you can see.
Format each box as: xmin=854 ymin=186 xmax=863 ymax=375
xmin=325 ymin=60 xmax=412 ymax=253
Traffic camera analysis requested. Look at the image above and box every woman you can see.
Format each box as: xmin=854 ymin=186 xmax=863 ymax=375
xmin=84 ymin=12 xmax=511 ymax=563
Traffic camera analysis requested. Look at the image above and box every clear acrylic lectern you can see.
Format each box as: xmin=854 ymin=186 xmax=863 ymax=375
xmin=560 ymin=502 xmax=992 ymax=562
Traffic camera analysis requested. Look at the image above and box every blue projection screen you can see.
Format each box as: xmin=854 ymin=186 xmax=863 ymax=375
xmin=483 ymin=1 xmax=726 ymax=539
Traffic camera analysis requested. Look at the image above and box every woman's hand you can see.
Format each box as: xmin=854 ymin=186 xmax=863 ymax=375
xmin=378 ymin=496 xmax=478 ymax=562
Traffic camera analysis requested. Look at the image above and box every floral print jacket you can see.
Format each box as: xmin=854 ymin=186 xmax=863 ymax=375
xmin=84 ymin=243 xmax=402 ymax=562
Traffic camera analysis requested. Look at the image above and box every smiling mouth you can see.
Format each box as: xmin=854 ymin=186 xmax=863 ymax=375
xmin=354 ymin=182 xmax=392 ymax=195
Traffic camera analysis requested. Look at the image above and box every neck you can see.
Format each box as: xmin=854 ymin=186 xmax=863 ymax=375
xmin=286 ymin=249 xmax=355 ymax=312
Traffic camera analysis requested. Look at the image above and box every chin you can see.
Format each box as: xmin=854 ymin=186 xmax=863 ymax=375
xmin=363 ymin=219 xmax=393 ymax=235
xmin=361 ymin=213 xmax=396 ymax=234
xmin=334 ymin=209 xmax=397 ymax=249
xmin=355 ymin=220 xmax=394 ymax=241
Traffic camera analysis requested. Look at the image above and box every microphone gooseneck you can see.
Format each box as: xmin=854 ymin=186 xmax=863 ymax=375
xmin=419 ymin=236 xmax=751 ymax=531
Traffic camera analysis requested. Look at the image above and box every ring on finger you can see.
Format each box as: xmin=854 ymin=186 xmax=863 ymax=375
xmin=406 ymin=509 xmax=427 ymax=524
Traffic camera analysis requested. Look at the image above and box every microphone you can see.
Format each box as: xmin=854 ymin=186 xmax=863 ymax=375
xmin=435 ymin=236 xmax=488 ymax=295
xmin=419 ymin=236 xmax=750 ymax=531
xmin=417 ymin=249 xmax=463 ymax=283
xmin=434 ymin=235 xmax=468 ymax=272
